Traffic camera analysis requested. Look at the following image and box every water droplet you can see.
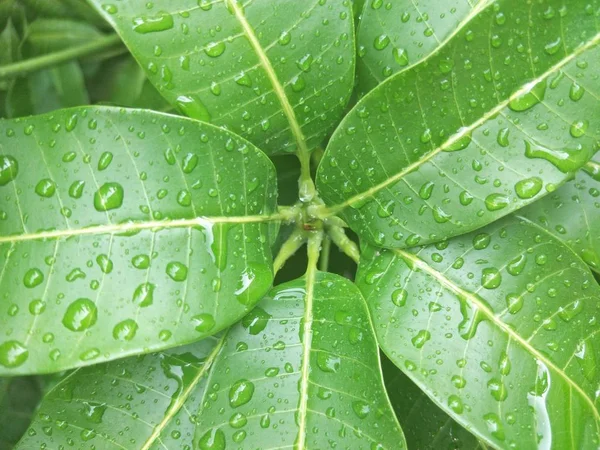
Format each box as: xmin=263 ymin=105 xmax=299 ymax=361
xmin=278 ymin=30 xmax=291 ymax=45
xmin=23 ymin=268 xmax=44 ymax=288
xmin=197 ymin=428 xmax=225 ymax=450
xmin=569 ymin=82 xmax=585 ymax=101
xmin=166 ymin=262 xmax=188 ymax=281
xmin=393 ymin=47 xmax=409 ymax=66
xmin=205 ymin=41 xmax=226 ymax=57
xmin=373 ymin=34 xmax=390 ymax=50
xmin=192 ymin=313 xmax=216 ymax=333
xmin=132 ymin=11 xmax=174 ymax=34
xmin=0 ymin=155 xmax=18 ymax=186
xmin=570 ymin=119 xmax=589 ymax=138
xmin=497 ymin=128 xmax=510 ymax=147
xmin=507 ymin=254 xmax=526 ymax=276
xmin=62 ymin=298 xmax=98 ymax=332
xmin=481 ymin=268 xmax=502 ymax=289
xmin=132 ymin=282 xmax=155 ymax=307
xmin=506 ymin=293 xmax=524 ymax=314
xmin=113 ymin=319 xmax=138 ymax=341
xmin=296 ymin=53 xmax=313 ymax=72
xmin=524 ymin=139 xmax=589 ymax=173
xmin=447 ymin=395 xmax=464 ymax=414
xmin=68 ymin=180 xmax=85 ymax=199
xmin=376 ymin=200 xmax=395 ymax=218
xmin=391 ymin=289 xmax=407 ymax=307
xmin=96 ymin=254 xmax=113 ymax=274
xmin=411 ymin=330 xmax=431 ymax=349
xmin=316 ymin=352 xmax=341 ymax=373
xmin=419 ymin=181 xmax=434 ymax=200
xmin=0 ymin=340 xmax=28 ymax=368
xmin=351 ymin=400 xmax=370 ymax=418
xmin=35 ymin=179 xmax=56 ymax=197
xmin=94 ymin=182 xmax=124 ymax=211
xmin=176 ymin=95 xmax=211 ymax=122
xmin=487 ymin=378 xmax=508 ymax=401
xmin=485 ymin=193 xmax=509 ymax=211
xmin=508 ymin=80 xmax=546 ymax=112
xmin=241 ymin=306 xmax=271 ymax=335
xmin=515 ymin=177 xmax=543 ymax=199
xmin=473 ymin=233 xmax=491 ymax=250
xmin=229 ymin=379 xmax=255 ymax=408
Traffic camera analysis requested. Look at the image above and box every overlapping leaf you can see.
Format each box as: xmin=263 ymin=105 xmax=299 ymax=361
xmin=16 ymin=337 xmax=220 ymax=449
xmin=17 ymin=272 xmax=405 ymax=449
xmin=0 ymin=107 xmax=278 ymax=375
xmin=356 ymin=0 xmax=482 ymax=94
xmin=357 ymin=216 xmax=600 ymax=448
xmin=382 ymin=356 xmax=484 ymax=449
xmin=0 ymin=376 xmax=43 ymax=448
xmin=89 ymin=0 xmax=356 ymax=155
xmin=520 ymin=155 xmax=600 ymax=273
xmin=317 ymin=0 xmax=600 ymax=249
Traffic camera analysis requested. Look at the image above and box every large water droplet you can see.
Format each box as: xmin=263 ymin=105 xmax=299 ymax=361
xmin=0 ymin=340 xmax=28 ymax=368
xmin=176 ymin=95 xmax=211 ymax=122
xmin=113 ymin=319 xmax=138 ymax=341
xmin=35 ymin=179 xmax=56 ymax=197
xmin=229 ymin=379 xmax=255 ymax=408
xmin=515 ymin=177 xmax=543 ymax=199
xmin=132 ymin=282 xmax=155 ymax=307
xmin=62 ymin=298 xmax=98 ymax=332
xmin=166 ymin=262 xmax=188 ymax=282
xmin=192 ymin=313 xmax=216 ymax=333
xmin=94 ymin=182 xmax=124 ymax=211
xmin=132 ymin=11 xmax=174 ymax=34
xmin=23 ymin=268 xmax=44 ymax=288
xmin=0 ymin=155 xmax=18 ymax=186
xmin=509 ymin=80 xmax=546 ymax=112
xmin=481 ymin=268 xmax=502 ymax=289
xmin=241 ymin=306 xmax=271 ymax=335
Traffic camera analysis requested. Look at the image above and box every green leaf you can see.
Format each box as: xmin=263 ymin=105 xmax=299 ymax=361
xmin=0 ymin=106 xmax=278 ymax=375
xmin=88 ymin=0 xmax=356 ymax=155
xmin=17 ymin=272 xmax=405 ymax=449
xmin=317 ymin=1 xmax=600 ymax=249
xmin=382 ymin=355 xmax=485 ymax=449
xmin=189 ymin=271 xmax=404 ymax=449
xmin=0 ymin=376 xmax=43 ymax=448
xmin=23 ymin=19 xmax=102 ymax=55
xmin=6 ymin=62 xmax=90 ymax=117
xmin=519 ymin=155 xmax=600 ymax=273
xmin=194 ymin=271 xmax=405 ymax=449
xmin=355 ymin=0 xmax=482 ymax=95
xmin=16 ymin=337 xmax=221 ymax=449
xmin=87 ymin=55 xmax=173 ymax=112
xmin=357 ymin=216 xmax=600 ymax=448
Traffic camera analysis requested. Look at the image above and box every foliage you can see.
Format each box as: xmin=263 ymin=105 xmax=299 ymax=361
xmin=0 ymin=0 xmax=599 ymax=449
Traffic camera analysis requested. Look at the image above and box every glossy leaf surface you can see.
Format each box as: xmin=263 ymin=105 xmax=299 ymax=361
xmin=382 ymin=356 xmax=484 ymax=449
xmin=193 ymin=272 xmax=405 ymax=449
xmin=16 ymin=337 xmax=220 ymax=449
xmin=357 ymin=216 xmax=600 ymax=448
xmin=520 ymin=156 xmax=600 ymax=273
xmin=0 ymin=107 xmax=278 ymax=375
xmin=317 ymin=0 xmax=600 ymax=249
xmin=0 ymin=376 xmax=43 ymax=448
xmin=356 ymin=0 xmax=482 ymax=95
xmin=17 ymin=273 xmax=404 ymax=449
xmin=89 ymin=0 xmax=355 ymax=155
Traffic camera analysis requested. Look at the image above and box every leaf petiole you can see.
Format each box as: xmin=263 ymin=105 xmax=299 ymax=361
xmin=327 ymin=224 xmax=360 ymax=264
xmin=273 ymin=228 xmax=307 ymax=275
xmin=0 ymin=34 xmax=124 ymax=80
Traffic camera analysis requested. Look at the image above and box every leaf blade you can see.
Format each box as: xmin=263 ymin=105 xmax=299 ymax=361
xmin=357 ymin=216 xmax=600 ymax=448
xmin=317 ymin=0 xmax=600 ymax=248
xmin=0 ymin=106 xmax=278 ymax=375
xmin=88 ymin=0 xmax=356 ymax=155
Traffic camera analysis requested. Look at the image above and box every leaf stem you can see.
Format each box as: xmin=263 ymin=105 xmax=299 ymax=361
xmin=273 ymin=228 xmax=306 ymax=275
xmin=0 ymin=34 xmax=124 ymax=80
xmin=319 ymin=236 xmax=331 ymax=272
xmin=327 ymin=225 xmax=360 ymax=264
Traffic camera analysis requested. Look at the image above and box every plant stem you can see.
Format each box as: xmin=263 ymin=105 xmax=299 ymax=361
xmin=319 ymin=236 xmax=331 ymax=272
xmin=306 ymin=230 xmax=324 ymax=273
xmin=0 ymin=34 xmax=124 ymax=80
xmin=327 ymin=225 xmax=360 ymax=264
xmin=273 ymin=228 xmax=306 ymax=275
